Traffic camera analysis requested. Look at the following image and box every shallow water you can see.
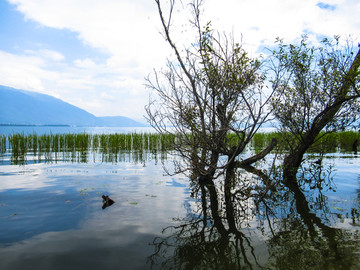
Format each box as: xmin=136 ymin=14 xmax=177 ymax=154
xmin=0 ymin=154 xmax=190 ymax=269
xmin=0 ymin=149 xmax=359 ymax=269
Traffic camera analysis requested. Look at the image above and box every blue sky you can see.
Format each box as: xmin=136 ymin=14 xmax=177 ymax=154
xmin=0 ymin=0 xmax=359 ymax=122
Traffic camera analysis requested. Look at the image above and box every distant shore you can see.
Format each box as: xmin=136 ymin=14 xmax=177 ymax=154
xmin=0 ymin=124 xmax=71 ymax=127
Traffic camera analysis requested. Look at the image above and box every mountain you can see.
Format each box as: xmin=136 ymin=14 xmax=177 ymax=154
xmin=97 ymin=116 xmax=147 ymax=127
xmin=0 ymin=85 xmax=147 ymax=127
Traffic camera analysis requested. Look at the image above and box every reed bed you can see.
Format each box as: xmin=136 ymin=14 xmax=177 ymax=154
xmin=2 ymin=131 xmax=358 ymax=154
xmin=1 ymin=131 xmax=358 ymax=165
xmin=4 ymin=133 xmax=175 ymax=152
xmin=2 ymin=132 xmax=176 ymax=165
xmin=250 ymin=131 xmax=360 ymax=153
xmin=0 ymin=135 xmax=6 ymax=153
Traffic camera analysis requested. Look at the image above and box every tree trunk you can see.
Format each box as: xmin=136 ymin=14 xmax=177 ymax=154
xmin=283 ymin=48 xmax=360 ymax=182
xmin=239 ymin=138 xmax=278 ymax=166
xmin=224 ymin=159 xmax=237 ymax=231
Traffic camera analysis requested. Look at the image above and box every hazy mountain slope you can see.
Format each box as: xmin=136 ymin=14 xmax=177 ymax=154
xmin=0 ymin=85 xmax=99 ymax=125
xmin=0 ymin=85 xmax=146 ymax=126
xmin=97 ymin=116 xmax=147 ymax=127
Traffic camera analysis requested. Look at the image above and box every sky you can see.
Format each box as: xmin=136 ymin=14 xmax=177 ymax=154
xmin=0 ymin=0 xmax=359 ymax=122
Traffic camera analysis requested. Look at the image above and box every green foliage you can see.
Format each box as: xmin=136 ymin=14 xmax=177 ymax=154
xmin=270 ymin=35 xmax=360 ymax=135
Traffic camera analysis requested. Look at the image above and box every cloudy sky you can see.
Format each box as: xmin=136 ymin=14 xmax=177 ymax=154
xmin=0 ymin=0 xmax=359 ymax=122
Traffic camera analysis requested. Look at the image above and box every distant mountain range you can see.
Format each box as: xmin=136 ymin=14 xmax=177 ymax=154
xmin=0 ymin=85 xmax=147 ymax=127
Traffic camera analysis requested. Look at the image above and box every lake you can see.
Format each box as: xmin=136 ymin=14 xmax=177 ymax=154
xmin=0 ymin=127 xmax=359 ymax=269
xmin=0 ymin=125 xmax=157 ymax=136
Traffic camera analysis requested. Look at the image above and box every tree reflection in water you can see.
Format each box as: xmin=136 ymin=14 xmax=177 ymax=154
xmin=149 ymin=166 xmax=360 ymax=270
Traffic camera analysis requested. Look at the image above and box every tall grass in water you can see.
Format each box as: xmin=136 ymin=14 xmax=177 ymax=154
xmin=251 ymin=131 xmax=360 ymax=153
xmin=7 ymin=133 xmax=28 ymax=164
xmin=3 ymin=131 xmax=356 ymax=165
xmin=250 ymin=132 xmax=283 ymax=151
xmin=303 ymin=131 xmax=360 ymax=153
xmin=338 ymin=131 xmax=360 ymax=152
xmin=0 ymin=135 xmax=6 ymax=154
xmin=3 ymin=132 xmax=175 ymax=164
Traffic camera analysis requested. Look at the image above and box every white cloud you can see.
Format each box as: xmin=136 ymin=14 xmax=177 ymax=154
xmin=8 ymin=0 xmax=167 ymax=67
xmin=3 ymin=0 xmax=170 ymax=121
xmin=38 ymin=49 xmax=65 ymax=61
xmin=1 ymin=0 xmax=359 ymax=121
xmin=0 ymin=50 xmax=56 ymax=91
xmin=23 ymin=49 xmax=65 ymax=61
xmin=204 ymin=0 xmax=360 ymax=53
xmin=73 ymin=58 xmax=96 ymax=69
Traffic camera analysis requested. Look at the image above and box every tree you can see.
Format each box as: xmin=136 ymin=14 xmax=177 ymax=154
xmin=148 ymin=165 xmax=360 ymax=269
xmin=269 ymin=36 xmax=360 ymax=181
xmin=146 ymin=0 xmax=276 ymax=183
xmin=148 ymin=180 xmax=261 ymax=269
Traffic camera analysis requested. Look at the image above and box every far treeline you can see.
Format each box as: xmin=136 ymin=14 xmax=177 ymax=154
xmin=144 ymin=0 xmax=360 ymax=185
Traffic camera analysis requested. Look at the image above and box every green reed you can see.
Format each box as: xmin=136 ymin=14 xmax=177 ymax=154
xmin=4 ymin=130 xmax=356 ymax=165
xmin=250 ymin=132 xmax=283 ymax=150
xmin=0 ymin=135 xmax=6 ymax=154
xmin=3 ymin=132 xmax=175 ymax=164
xmin=251 ymin=131 xmax=360 ymax=153
xmin=337 ymin=131 xmax=359 ymax=151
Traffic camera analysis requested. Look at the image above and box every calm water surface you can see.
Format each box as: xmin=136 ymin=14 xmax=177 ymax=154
xmin=0 ymin=154 xmax=189 ymax=269
xmin=0 ymin=128 xmax=359 ymax=269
